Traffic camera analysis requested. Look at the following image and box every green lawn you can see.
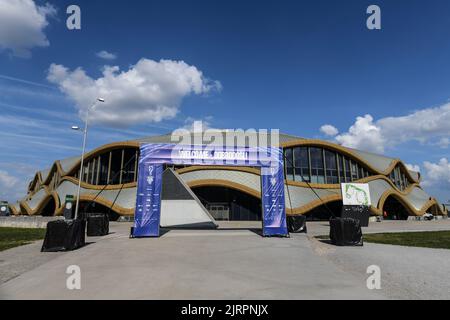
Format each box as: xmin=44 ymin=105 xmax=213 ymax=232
xmin=316 ymin=231 xmax=450 ymax=249
xmin=363 ymin=231 xmax=450 ymax=249
xmin=0 ymin=227 xmax=46 ymax=252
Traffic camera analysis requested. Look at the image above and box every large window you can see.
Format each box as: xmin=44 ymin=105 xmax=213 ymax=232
xmin=325 ymin=150 xmax=338 ymax=184
xmin=351 ymin=161 xmax=359 ymax=181
xmin=338 ymin=154 xmax=345 ymax=183
xmin=122 ymin=148 xmax=138 ymax=183
xmin=359 ymin=166 xmax=365 ymax=180
xmin=310 ymin=147 xmax=325 ymax=184
xmin=294 ymin=147 xmax=310 ymax=182
xmin=98 ymin=154 xmax=110 ymax=185
xmin=344 ymin=158 xmax=351 ymax=182
xmin=76 ymin=147 xmax=139 ymax=186
xmin=89 ymin=157 xmax=97 ymax=185
xmin=109 ymin=149 xmax=123 ymax=185
xmin=284 ymin=148 xmax=294 ymax=181
xmin=82 ymin=161 xmax=89 ymax=183
xmin=402 ymin=173 xmax=408 ymax=190
xmin=389 ymin=165 xmax=411 ymax=191
xmin=283 ymin=146 xmax=373 ymax=185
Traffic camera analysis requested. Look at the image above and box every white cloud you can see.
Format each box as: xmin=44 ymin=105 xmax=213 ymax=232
xmin=378 ymin=103 xmax=450 ymax=147
xmin=320 ymin=124 xmax=339 ymax=137
xmin=0 ymin=163 xmax=37 ymax=202
xmin=0 ymin=170 xmax=19 ymax=187
xmin=437 ymin=137 xmax=450 ymax=149
xmin=422 ymin=158 xmax=450 ymax=187
xmin=96 ymin=50 xmax=117 ymax=60
xmin=0 ymin=0 xmax=56 ymax=58
xmin=0 ymin=169 xmax=21 ymax=201
xmin=182 ymin=117 xmax=214 ymax=131
xmin=47 ymin=58 xmax=221 ymax=127
xmin=324 ymin=103 xmax=450 ymax=154
xmin=334 ymin=114 xmax=384 ymax=153
xmin=405 ymin=163 xmax=421 ymax=173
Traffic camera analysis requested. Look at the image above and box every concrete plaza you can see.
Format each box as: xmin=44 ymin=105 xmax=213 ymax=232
xmin=1 ymin=220 xmax=450 ymax=300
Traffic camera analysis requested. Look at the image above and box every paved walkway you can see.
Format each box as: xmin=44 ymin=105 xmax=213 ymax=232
xmin=317 ymin=240 xmax=450 ymax=299
xmin=0 ymin=220 xmax=449 ymax=300
xmin=0 ymin=241 xmax=64 ymax=285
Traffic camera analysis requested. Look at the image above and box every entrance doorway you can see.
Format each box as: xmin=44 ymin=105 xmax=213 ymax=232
xmin=305 ymin=200 xmax=342 ymax=221
xmin=383 ymin=196 xmax=410 ymax=220
xmin=192 ymin=186 xmax=262 ymax=221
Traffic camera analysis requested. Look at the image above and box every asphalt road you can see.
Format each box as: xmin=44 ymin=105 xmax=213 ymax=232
xmin=0 ymin=220 xmax=449 ymax=300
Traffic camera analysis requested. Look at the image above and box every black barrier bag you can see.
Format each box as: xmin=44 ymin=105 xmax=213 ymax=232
xmin=341 ymin=205 xmax=370 ymax=227
xmin=329 ymin=218 xmax=363 ymax=246
xmin=287 ymin=215 xmax=307 ymax=233
xmin=41 ymin=220 xmax=86 ymax=252
xmin=87 ymin=213 xmax=109 ymax=237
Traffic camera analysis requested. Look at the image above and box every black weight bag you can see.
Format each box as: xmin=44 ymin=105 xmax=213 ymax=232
xmin=87 ymin=213 xmax=109 ymax=237
xmin=287 ymin=215 xmax=307 ymax=233
xmin=41 ymin=219 xmax=86 ymax=252
xmin=329 ymin=217 xmax=363 ymax=246
xmin=341 ymin=205 xmax=370 ymax=227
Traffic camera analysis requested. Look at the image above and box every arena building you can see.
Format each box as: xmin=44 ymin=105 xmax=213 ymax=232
xmin=9 ymin=131 xmax=447 ymax=226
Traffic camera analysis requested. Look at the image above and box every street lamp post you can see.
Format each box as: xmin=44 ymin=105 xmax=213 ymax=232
xmin=72 ymin=98 xmax=105 ymax=220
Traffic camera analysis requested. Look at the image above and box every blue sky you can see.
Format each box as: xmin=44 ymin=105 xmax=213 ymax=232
xmin=0 ymin=0 xmax=449 ymax=203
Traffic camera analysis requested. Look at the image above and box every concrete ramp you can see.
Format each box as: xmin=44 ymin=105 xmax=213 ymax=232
xmin=161 ymin=168 xmax=217 ymax=229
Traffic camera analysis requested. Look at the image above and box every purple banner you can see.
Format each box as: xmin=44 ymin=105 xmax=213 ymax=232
xmin=132 ymin=163 xmax=163 ymax=237
xmin=260 ymin=149 xmax=287 ymax=236
xmin=132 ymin=144 xmax=288 ymax=237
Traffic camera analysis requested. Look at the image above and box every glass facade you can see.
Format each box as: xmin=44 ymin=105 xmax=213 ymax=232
xmin=294 ymin=147 xmax=310 ymax=182
xmin=324 ymin=150 xmax=338 ymax=184
xmin=283 ymin=146 xmax=373 ymax=185
xmin=75 ymin=147 xmax=139 ymax=185
xmin=285 ymin=148 xmax=294 ymax=181
xmin=344 ymin=158 xmax=351 ymax=182
xmin=310 ymin=147 xmax=325 ymax=184
xmin=74 ymin=145 xmax=411 ymax=190
xmin=338 ymin=154 xmax=345 ymax=183
xmin=389 ymin=165 xmax=410 ymax=191
xmin=109 ymin=149 xmax=122 ymax=185
xmin=122 ymin=148 xmax=138 ymax=183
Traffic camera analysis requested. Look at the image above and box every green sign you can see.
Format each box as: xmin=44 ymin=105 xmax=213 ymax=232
xmin=341 ymin=183 xmax=371 ymax=206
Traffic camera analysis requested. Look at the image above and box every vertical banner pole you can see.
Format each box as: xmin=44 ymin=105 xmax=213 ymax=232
xmin=261 ymin=148 xmax=288 ymax=237
xmin=132 ymin=161 xmax=163 ymax=237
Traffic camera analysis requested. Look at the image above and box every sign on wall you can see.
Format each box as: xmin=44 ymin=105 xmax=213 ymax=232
xmin=133 ymin=144 xmax=288 ymax=238
xmin=341 ymin=183 xmax=371 ymax=206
